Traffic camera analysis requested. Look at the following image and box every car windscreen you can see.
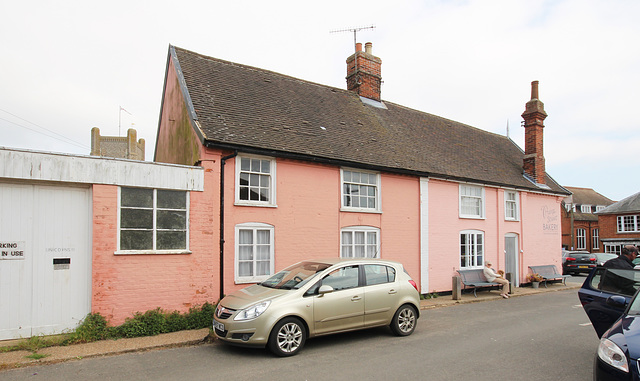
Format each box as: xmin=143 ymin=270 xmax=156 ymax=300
xmin=260 ymin=262 xmax=331 ymax=290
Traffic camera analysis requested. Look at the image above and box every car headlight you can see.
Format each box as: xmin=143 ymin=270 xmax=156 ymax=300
xmin=597 ymin=337 xmax=629 ymax=373
xmin=234 ymin=300 xmax=271 ymax=321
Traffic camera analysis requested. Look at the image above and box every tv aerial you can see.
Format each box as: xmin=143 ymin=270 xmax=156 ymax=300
xmin=330 ymin=25 xmax=376 ymax=51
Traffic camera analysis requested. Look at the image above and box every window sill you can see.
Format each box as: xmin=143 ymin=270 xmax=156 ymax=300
xmin=114 ymin=250 xmax=192 ymax=255
xmin=340 ymin=207 xmax=382 ymax=214
xmin=235 ymin=276 xmax=270 ymax=284
xmin=459 ymin=215 xmax=485 ymax=220
xmin=234 ymin=202 xmax=278 ymax=208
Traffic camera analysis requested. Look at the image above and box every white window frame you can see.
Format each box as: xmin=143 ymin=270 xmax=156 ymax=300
xmin=459 ymin=184 xmax=485 ymax=219
xmin=460 ymin=230 xmax=484 ymax=268
xmin=576 ymin=228 xmax=586 ymax=250
xmin=504 ymin=190 xmax=519 ymax=221
xmin=234 ymin=222 xmax=275 ymax=284
xmin=618 ymin=215 xmax=640 ymax=233
xmin=592 ymin=228 xmax=599 ymax=250
xmin=117 ymin=187 xmax=190 ymax=255
xmin=596 ymin=205 xmax=606 ymax=212
xmin=605 ymin=244 xmax=622 ymax=255
xmin=581 ymin=205 xmax=592 ymax=213
xmin=235 ymin=155 xmax=277 ymax=207
xmin=341 ymin=226 xmax=380 ymax=258
xmin=340 ymin=168 xmax=381 ymax=213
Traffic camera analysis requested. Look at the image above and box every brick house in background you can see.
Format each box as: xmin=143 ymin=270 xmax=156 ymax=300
xmin=596 ymin=191 xmax=640 ymax=254
xmin=561 ymin=186 xmax=614 ymax=252
xmin=154 ymin=43 xmax=570 ymax=298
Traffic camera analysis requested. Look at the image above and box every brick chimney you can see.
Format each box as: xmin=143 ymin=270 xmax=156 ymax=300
xmin=521 ymin=80 xmax=547 ymax=184
xmin=346 ymin=42 xmax=382 ymax=101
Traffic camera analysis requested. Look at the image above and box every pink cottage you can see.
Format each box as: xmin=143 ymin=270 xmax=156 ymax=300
xmin=154 ymin=43 xmax=569 ymax=298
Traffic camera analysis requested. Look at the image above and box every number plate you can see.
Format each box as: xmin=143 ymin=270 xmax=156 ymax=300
xmin=214 ymin=320 xmax=225 ymax=332
xmin=578 ymin=266 xmax=588 ymax=268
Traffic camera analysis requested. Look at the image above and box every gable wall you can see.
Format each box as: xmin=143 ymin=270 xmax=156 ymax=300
xmin=155 ymin=55 xmax=204 ymax=166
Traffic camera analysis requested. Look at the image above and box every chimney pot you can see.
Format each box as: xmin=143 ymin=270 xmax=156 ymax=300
xmin=365 ymin=42 xmax=372 ymax=54
xmin=356 ymin=42 xmax=363 ymax=52
xmin=531 ymin=80 xmax=539 ymax=100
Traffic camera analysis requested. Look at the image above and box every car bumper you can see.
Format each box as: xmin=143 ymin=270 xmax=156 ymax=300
xmin=213 ymin=315 xmax=273 ymax=347
xmin=564 ymin=265 xmax=596 ymax=273
xmin=594 ymin=355 xmax=639 ymax=381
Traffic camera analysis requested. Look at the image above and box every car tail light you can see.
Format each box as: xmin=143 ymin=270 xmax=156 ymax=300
xmin=566 ymin=257 xmax=576 ymax=261
xmin=408 ymin=280 xmax=418 ymax=291
xmin=590 ymin=258 xmax=597 ymax=262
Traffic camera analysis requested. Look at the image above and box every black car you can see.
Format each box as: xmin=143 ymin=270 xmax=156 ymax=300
xmin=578 ymin=267 xmax=640 ymax=380
xmin=562 ymin=251 xmax=597 ymax=275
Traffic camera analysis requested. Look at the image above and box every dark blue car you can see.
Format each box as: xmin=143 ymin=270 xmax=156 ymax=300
xmin=579 ymin=267 xmax=640 ymax=380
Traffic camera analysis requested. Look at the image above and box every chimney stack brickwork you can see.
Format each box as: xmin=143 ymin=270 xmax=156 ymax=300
xmin=521 ymin=81 xmax=547 ymax=184
xmin=346 ymin=42 xmax=382 ymax=101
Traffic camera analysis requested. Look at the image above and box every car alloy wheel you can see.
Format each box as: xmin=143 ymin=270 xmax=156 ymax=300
xmin=268 ymin=317 xmax=306 ymax=357
xmin=391 ymin=305 xmax=417 ymax=336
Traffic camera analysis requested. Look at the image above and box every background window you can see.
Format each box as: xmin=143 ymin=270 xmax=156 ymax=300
xmin=460 ymin=185 xmax=484 ymax=218
xmin=576 ymin=228 xmax=586 ymax=250
xmin=460 ymin=230 xmax=484 ymax=268
xmin=119 ymin=188 xmax=187 ymax=252
xmin=592 ymin=229 xmax=599 ymax=250
xmin=342 ymin=169 xmax=380 ymax=211
xmin=618 ymin=215 xmax=640 ymax=233
xmin=236 ymin=223 xmax=274 ymax=283
xmin=341 ymin=227 xmax=380 ymax=258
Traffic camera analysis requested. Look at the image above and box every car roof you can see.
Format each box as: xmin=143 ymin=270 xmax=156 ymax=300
xmin=302 ymin=258 xmax=404 ymax=267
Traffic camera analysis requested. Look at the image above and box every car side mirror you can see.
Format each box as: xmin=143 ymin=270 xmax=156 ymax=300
xmin=606 ymin=295 xmax=628 ymax=309
xmin=318 ymin=285 xmax=334 ymax=295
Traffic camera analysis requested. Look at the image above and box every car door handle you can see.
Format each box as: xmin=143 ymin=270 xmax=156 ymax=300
xmin=351 ymin=295 xmax=362 ymax=301
xmin=388 ymin=289 xmax=397 ymax=294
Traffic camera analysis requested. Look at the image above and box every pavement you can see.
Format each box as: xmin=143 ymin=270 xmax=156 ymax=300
xmin=0 ymin=279 xmax=583 ymax=370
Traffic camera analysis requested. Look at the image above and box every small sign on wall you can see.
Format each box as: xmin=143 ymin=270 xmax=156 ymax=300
xmin=0 ymin=241 xmax=26 ymax=260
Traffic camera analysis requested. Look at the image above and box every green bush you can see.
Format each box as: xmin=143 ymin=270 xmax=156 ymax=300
xmin=72 ymin=313 xmax=112 ymax=342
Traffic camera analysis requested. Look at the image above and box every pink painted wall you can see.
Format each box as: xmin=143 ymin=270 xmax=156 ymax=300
xmin=217 ymin=154 xmax=422 ymax=295
xmin=91 ymin=174 xmax=218 ymax=325
xmin=426 ymin=179 xmax=562 ymax=292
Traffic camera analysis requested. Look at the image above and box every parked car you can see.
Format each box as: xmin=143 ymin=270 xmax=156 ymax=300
xmin=578 ymin=267 xmax=640 ymax=379
xmin=213 ymin=258 xmax=421 ymax=356
xmin=562 ymin=251 xmax=596 ymax=275
xmin=594 ymin=253 xmax=619 ymax=267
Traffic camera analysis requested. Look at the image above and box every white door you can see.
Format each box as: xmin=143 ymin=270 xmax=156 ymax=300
xmin=0 ymin=183 xmax=92 ymax=340
xmin=504 ymin=233 xmax=519 ymax=287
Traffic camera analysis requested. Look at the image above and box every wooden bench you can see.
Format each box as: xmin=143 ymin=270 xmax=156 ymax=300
xmin=528 ymin=265 xmax=570 ymax=288
xmin=457 ymin=269 xmax=501 ymax=297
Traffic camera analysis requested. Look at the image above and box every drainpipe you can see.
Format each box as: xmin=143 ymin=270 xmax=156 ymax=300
xmin=220 ymin=151 xmax=238 ymax=300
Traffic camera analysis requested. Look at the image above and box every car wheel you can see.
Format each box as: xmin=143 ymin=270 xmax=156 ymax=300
xmin=390 ymin=304 xmax=417 ymax=336
xmin=268 ymin=317 xmax=306 ymax=357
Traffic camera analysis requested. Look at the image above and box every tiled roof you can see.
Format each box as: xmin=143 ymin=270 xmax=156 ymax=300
xmin=564 ymin=186 xmax=614 ymax=206
xmin=597 ymin=191 xmax=640 ymax=214
xmin=171 ymin=46 xmax=568 ymax=195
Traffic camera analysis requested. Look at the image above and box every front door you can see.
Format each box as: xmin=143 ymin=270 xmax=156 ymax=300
xmin=505 ymin=233 xmax=519 ymax=286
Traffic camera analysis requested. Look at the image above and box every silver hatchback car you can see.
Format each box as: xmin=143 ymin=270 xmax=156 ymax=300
xmin=213 ymin=258 xmax=420 ymax=356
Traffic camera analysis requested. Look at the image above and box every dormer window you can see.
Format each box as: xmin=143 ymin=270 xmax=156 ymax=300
xmin=581 ymin=204 xmax=592 ymax=213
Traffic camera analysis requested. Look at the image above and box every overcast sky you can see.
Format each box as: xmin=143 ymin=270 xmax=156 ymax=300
xmin=1 ymin=0 xmax=638 ymax=201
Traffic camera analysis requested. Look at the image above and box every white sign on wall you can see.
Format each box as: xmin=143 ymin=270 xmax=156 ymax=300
xmin=0 ymin=241 xmax=26 ymax=260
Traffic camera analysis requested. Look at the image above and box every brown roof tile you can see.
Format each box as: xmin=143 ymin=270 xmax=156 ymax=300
xmin=171 ymin=46 xmax=568 ymax=195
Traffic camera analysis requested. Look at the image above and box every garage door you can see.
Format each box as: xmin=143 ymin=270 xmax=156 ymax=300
xmin=0 ymin=183 xmax=92 ymax=340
